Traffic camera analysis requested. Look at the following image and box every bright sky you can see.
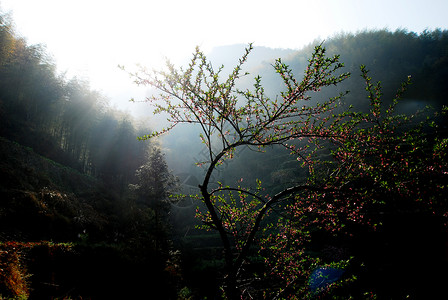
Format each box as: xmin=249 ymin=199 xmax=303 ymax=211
xmin=1 ymin=0 xmax=448 ymax=111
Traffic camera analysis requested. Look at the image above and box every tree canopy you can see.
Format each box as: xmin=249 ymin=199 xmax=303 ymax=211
xmin=132 ymin=37 xmax=448 ymax=299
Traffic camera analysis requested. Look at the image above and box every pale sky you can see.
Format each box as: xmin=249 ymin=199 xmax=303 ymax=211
xmin=1 ymin=0 xmax=448 ymax=111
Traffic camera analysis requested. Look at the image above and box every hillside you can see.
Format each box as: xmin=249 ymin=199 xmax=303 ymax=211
xmin=0 ymin=136 xmax=109 ymax=242
xmin=200 ymin=29 xmax=448 ymax=112
xmin=0 ymin=136 xmax=179 ymax=298
xmin=163 ymin=29 xmax=448 ymax=186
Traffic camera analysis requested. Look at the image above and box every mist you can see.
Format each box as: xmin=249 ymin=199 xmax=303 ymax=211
xmin=1 ymin=3 xmax=448 ymax=297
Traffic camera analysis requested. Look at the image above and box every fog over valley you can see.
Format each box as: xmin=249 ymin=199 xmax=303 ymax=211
xmin=1 ymin=1 xmax=448 ymax=299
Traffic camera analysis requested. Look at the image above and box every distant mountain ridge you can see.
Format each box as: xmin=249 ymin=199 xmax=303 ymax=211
xmin=162 ymin=29 xmax=448 ymax=187
xmin=203 ymin=29 xmax=448 ymax=110
xmin=206 ymin=43 xmax=296 ymax=68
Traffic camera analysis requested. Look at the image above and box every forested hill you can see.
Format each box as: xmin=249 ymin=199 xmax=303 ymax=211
xmin=205 ymin=29 xmax=448 ymax=111
xmin=290 ymin=29 xmax=448 ymax=110
xmin=0 ymin=135 xmax=177 ymax=298
xmin=0 ymin=12 xmax=178 ymax=298
xmin=0 ymin=136 xmax=105 ymax=241
xmin=0 ymin=10 xmax=166 ymax=199
xmin=1 ymin=5 xmax=448 ymax=297
xmin=162 ymin=28 xmax=448 ymax=181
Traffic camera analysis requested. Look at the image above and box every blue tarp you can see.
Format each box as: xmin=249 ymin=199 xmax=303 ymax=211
xmin=308 ymin=267 xmax=345 ymax=293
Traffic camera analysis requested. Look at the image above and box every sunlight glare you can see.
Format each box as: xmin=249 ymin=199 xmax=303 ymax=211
xmin=2 ymin=0 xmax=448 ymax=111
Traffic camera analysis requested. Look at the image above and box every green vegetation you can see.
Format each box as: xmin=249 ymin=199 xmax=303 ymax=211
xmin=0 ymin=7 xmax=447 ymax=300
xmin=132 ymin=34 xmax=448 ymax=299
xmin=0 ymin=10 xmax=179 ymax=299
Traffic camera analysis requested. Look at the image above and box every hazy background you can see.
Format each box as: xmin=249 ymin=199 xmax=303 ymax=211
xmin=2 ymin=0 xmax=448 ymax=113
xmin=1 ymin=1 xmax=448 ymax=298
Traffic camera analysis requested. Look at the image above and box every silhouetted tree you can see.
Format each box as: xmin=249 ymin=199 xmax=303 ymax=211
xmin=130 ymin=43 xmax=447 ymax=299
xmin=129 ymin=146 xmax=178 ymax=250
xmin=130 ymin=147 xmax=177 ymax=207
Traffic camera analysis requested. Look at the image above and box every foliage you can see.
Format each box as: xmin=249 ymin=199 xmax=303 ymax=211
xmin=0 ymin=9 xmax=179 ymax=298
xmin=132 ymin=42 xmax=349 ymax=298
xmin=129 ymin=146 xmax=178 ymax=207
xmin=263 ymin=28 xmax=448 ymax=112
xmin=128 ymin=146 xmax=179 ymax=248
xmin=0 ymin=136 xmax=180 ymax=298
xmin=0 ymin=10 xmax=149 ymax=190
xmin=132 ymin=41 xmax=448 ymax=299
xmin=0 ymin=241 xmax=72 ymax=299
xmin=2 ymin=6 xmax=447 ymax=297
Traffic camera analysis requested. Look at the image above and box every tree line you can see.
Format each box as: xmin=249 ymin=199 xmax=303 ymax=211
xmin=0 ymin=11 xmax=182 ymax=298
xmin=234 ymin=29 xmax=448 ymax=112
xmin=0 ymin=11 xmax=151 ymax=193
xmin=2 ymin=7 xmax=448 ymax=297
xmin=161 ymin=29 xmax=448 ymax=194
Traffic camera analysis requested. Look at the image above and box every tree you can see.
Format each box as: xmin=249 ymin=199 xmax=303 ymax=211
xmin=129 ymin=147 xmax=178 ymax=251
xmin=129 ymin=44 xmax=447 ymax=299
xmin=130 ymin=146 xmax=178 ymax=208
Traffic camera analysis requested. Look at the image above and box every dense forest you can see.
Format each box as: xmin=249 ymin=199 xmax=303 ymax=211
xmin=1 ymin=7 xmax=448 ymax=299
xmin=0 ymin=10 xmax=179 ymax=299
